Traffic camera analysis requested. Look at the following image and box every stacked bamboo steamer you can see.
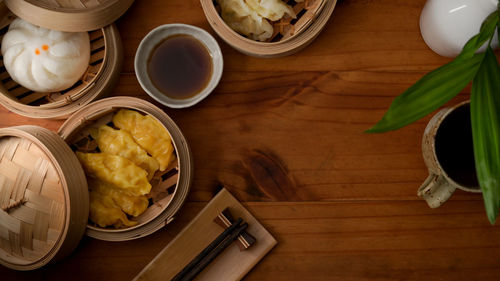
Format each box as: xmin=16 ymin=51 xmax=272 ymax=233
xmin=0 ymin=0 xmax=194 ymax=271
xmin=201 ymin=0 xmax=338 ymax=57
xmin=0 ymin=0 xmax=131 ymax=119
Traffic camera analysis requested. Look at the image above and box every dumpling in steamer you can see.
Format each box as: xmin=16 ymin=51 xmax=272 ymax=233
xmin=245 ymin=0 xmax=296 ymax=21
xmin=112 ymin=109 xmax=176 ymax=171
xmin=217 ymin=0 xmax=274 ymax=42
xmin=76 ymin=152 xmax=152 ymax=196
xmin=89 ymin=190 xmax=137 ymax=228
xmin=1 ymin=18 xmax=90 ymax=92
xmin=89 ymin=179 xmax=149 ymax=217
xmin=91 ymin=125 xmax=159 ymax=180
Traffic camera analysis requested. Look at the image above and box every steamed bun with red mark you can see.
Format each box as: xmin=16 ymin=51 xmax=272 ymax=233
xmin=1 ymin=18 xmax=90 ymax=92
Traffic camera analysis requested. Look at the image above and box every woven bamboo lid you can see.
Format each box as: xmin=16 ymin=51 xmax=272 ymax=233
xmin=4 ymin=0 xmax=134 ymax=32
xmin=0 ymin=126 xmax=88 ymax=271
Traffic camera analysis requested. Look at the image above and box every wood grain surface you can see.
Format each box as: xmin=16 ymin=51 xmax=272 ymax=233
xmin=2 ymin=0 xmax=500 ymax=280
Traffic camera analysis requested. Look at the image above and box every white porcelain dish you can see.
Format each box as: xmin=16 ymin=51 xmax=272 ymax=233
xmin=135 ymin=24 xmax=223 ymax=108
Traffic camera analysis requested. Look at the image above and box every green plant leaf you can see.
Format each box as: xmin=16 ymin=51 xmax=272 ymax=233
xmin=471 ymin=47 xmax=500 ymax=224
xmin=458 ymin=11 xmax=498 ymax=60
xmin=366 ymin=54 xmax=484 ymax=133
xmin=367 ymin=10 xmax=498 ymax=133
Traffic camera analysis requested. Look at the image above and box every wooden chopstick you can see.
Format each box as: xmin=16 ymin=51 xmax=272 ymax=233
xmin=171 ymin=218 xmax=243 ymax=281
xmin=179 ymin=223 xmax=249 ymax=281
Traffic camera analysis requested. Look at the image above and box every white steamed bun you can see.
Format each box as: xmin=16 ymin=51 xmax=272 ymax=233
xmin=1 ymin=18 xmax=90 ymax=92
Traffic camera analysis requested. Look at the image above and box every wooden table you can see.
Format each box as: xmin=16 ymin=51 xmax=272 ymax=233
xmin=2 ymin=0 xmax=500 ymax=280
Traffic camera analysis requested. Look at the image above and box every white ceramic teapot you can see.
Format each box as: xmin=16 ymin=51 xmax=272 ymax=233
xmin=420 ymin=0 xmax=499 ymax=57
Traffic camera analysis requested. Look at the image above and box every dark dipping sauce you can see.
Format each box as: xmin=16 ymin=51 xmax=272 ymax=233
xmin=435 ymin=103 xmax=479 ymax=187
xmin=147 ymin=35 xmax=212 ymax=99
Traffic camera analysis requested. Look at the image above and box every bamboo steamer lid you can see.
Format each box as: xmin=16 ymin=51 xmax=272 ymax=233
xmin=0 ymin=126 xmax=88 ymax=271
xmin=201 ymin=0 xmax=337 ymax=57
xmin=4 ymin=0 xmax=134 ymax=32
xmin=0 ymin=0 xmax=128 ymax=119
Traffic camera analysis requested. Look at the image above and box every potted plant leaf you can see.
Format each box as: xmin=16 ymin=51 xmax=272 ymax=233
xmin=368 ymin=6 xmax=500 ymax=224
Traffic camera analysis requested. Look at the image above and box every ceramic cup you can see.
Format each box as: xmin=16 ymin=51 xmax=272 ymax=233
xmin=135 ymin=24 xmax=223 ymax=108
xmin=420 ymin=0 xmax=499 ymax=57
xmin=418 ymin=100 xmax=481 ymax=208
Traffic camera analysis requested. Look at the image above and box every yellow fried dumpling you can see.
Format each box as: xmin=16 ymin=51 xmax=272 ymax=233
xmin=89 ymin=179 xmax=149 ymax=217
xmin=91 ymin=125 xmax=159 ymax=180
xmin=76 ymin=152 xmax=151 ymax=196
xmin=89 ymin=190 xmax=137 ymax=228
xmin=245 ymin=0 xmax=296 ymax=21
xmin=112 ymin=109 xmax=175 ymax=171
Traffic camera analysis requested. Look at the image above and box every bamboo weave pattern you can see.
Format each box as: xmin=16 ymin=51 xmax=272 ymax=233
xmin=269 ymin=0 xmax=325 ymax=41
xmin=0 ymin=137 xmax=64 ymax=262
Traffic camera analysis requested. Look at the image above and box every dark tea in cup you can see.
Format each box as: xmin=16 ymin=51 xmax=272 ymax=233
xmin=434 ymin=103 xmax=478 ymax=187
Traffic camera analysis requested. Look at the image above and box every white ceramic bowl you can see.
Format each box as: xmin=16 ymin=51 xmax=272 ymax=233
xmin=135 ymin=24 xmax=223 ymax=108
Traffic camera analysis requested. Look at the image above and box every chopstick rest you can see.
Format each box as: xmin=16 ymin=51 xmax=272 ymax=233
xmin=214 ymin=208 xmax=256 ymax=250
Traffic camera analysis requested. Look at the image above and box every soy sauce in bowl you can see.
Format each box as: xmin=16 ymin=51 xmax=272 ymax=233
xmin=147 ymin=35 xmax=213 ymax=99
xmin=135 ymin=24 xmax=223 ymax=108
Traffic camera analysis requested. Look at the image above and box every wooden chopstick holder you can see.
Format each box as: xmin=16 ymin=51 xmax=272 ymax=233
xmin=214 ymin=208 xmax=256 ymax=251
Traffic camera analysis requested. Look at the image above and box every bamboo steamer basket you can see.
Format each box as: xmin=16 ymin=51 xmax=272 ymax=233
xmin=0 ymin=97 xmax=193 ymax=270
xmin=201 ymin=0 xmax=337 ymax=57
xmin=0 ymin=0 xmax=130 ymax=119
xmin=58 ymin=97 xmax=193 ymax=241
xmin=4 ymin=0 xmax=134 ymax=32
